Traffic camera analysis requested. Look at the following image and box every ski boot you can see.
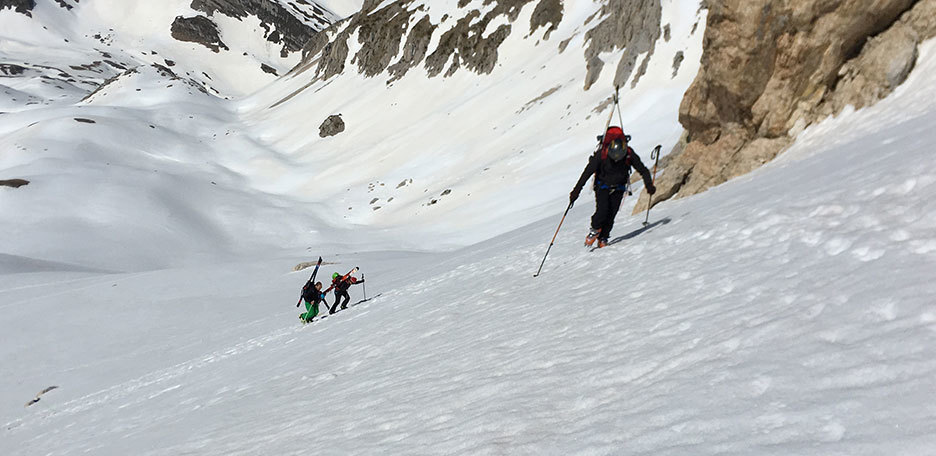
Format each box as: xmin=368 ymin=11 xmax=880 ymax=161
xmin=597 ymin=238 xmax=609 ymax=249
xmin=584 ymin=228 xmax=601 ymax=247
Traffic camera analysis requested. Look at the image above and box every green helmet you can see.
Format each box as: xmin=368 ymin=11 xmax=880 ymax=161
xmin=332 ymin=272 xmax=340 ymax=280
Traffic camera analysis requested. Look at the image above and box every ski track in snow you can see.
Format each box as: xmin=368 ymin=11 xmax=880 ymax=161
xmin=3 ymin=323 xmax=304 ymax=430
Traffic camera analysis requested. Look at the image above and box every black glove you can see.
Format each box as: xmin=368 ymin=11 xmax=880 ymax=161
xmin=569 ymin=188 xmax=581 ymax=203
xmin=647 ymin=183 xmax=656 ymax=195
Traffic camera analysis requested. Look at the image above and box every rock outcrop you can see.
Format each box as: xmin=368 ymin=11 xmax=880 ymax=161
xmin=582 ymin=0 xmax=661 ymax=90
xmin=0 ymin=179 xmax=30 ymax=188
xmin=300 ymin=0 xmax=539 ymax=81
xmin=171 ymin=15 xmax=230 ymax=52
xmin=0 ymin=64 xmax=27 ymax=76
xmin=635 ymin=0 xmax=936 ymax=214
xmin=530 ymin=0 xmax=563 ymax=40
xmin=190 ymin=0 xmax=333 ymax=57
xmin=319 ymin=114 xmax=345 ymax=137
xmin=52 ymin=0 xmax=76 ymax=10
xmin=294 ymin=0 xmax=661 ymax=89
xmin=0 ymin=0 xmax=35 ymax=16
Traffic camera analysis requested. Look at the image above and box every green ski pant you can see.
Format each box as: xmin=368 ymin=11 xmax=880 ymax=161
xmin=300 ymin=300 xmax=319 ymax=321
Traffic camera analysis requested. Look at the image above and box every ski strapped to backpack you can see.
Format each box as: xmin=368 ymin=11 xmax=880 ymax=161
xmin=593 ymin=86 xmax=635 ymax=189
xmin=325 ymin=267 xmax=359 ymax=293
xmin=296 ymin=256 xmax=323 ymax=307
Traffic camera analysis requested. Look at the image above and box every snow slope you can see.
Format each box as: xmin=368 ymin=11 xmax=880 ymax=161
xmin=2 ymin=0 xmax=705 ymax=270
xmin=0 ymin=0 xmax=344 ymax=101
xmin=2 ymin=0 xmax=936 ymax=454
xmin=239 ymin=0 xmax=705 ymax=247
xmin=3 ymin=35 xmax=936 ymax=456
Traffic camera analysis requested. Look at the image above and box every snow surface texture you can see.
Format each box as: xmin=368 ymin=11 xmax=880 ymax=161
xmin=3 ymin=40 xmax=936 ymax=456
xmin=2 ymin=2 xmax=936 ymax=456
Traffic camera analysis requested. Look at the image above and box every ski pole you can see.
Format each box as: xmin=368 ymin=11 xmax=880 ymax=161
xmin=362 ymin=273 xmax=366 ymax=301
xmin=534 ymin=201 xmax=573 ymax=278
xmin=643 ymin=145 xmax=662 ymax=226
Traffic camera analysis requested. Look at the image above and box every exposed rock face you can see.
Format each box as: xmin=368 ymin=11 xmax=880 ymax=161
xmin=0 ymin=179 xmax=29 ymax=188
xmin=635 ymin=0 xmax=936 ymax=214
xmin=52 ymin=0 xmax=75 ymax=10
xmin=190 ymin=0 xmax=331 ymax=58
xmin=583 ymin=0 xmax=661 ymax=90
xmin=295 ymin=0 xmax=660 ymax=89
xmin=0 ymin=63 xmax=27 ymax=76
xmin=672 ymin=51 xmax=684 ymax=78
xmin=423 ymin=3 xmax=520 ymax=78
xmin=0 ymin=0 xmax=35 ymax=16
xmin=260 ymin=63 xmax=278 ymax=75
xmin=303 ymin=0 xmax=538 ymax=81
xmin=530 ymin=0 xmax=563 ymax=40
xmin=319 ymin=114 xmax=345 ymax=137
xmin=821 ymin=0 xmax=936 ymax=116
xmin=171 ymin=15 xmax=230 ymax=52
xmin=353 ymin=1 xmax=419 ymax=77
xmin=387 ymin=15 xmax=436 ymax=81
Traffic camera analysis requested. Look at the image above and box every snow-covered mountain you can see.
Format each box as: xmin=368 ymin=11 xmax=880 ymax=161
xmin=0 ymin=0 xmax=349 ymax=103
xmin=1 ymin=0 xmax=703 ymax=269
xmin=242 ymin=0 xmax=700 ymax=247
xmin=2 ymin=0 xmax=936 ymax=454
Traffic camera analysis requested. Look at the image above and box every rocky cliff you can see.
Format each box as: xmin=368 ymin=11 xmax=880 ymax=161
xmin=294 ymin=0 xmax=662 ymax=89
xmin=0 ymin=0 xmax=35 ymax=16
xmin=190 ymin=0 xmax=336 ymax=57
xmin=0 ymin=0 xmax=344 ymax=101
xmin=635 ymin=0 xmax=936 ymax=213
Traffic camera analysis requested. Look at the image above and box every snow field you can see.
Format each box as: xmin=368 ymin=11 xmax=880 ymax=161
xmin=239 ymin=0 xmax=705 ymax=247
xmin=4 ymin=48 xmax=936 ymax=451
xmin=2 ymin=2 xmax=935 ymax=455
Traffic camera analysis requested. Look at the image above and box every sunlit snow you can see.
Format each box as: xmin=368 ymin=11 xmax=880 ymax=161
xmin=2 ymin=1 xmax=935 ymax=455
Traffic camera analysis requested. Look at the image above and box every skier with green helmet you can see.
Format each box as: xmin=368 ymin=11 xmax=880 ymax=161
xmin=326 ymin=271 xmax=364 ymax=314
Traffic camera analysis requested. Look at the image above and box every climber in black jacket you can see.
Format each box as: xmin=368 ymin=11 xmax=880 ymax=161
xmin=569 ymin=127 xmax=656 ymax=248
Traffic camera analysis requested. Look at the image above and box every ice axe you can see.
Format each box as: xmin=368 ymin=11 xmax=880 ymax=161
xmin=643 ymin=145 xmax=662 ymax=226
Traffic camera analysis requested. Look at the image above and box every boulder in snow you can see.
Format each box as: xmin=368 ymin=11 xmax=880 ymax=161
xmin=319 ymin=114 xmax=345 ymax=137
xmin=0 ymin=179 xmax=30 ymax=188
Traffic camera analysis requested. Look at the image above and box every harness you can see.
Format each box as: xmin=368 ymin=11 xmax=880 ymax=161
xmin=595 ymin=180 xmax=630 ymax=192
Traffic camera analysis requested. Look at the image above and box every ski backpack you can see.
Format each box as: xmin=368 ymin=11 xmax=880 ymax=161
xmin=301 ymin=282 xmax=318 ymax=301
xmin=597 ymin=126 xmax=633 ymax=160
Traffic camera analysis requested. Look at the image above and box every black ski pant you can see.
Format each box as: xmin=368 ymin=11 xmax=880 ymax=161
xmin=330 ymin=290 xmax=350 ymax=313
xmin=590 ymin=187 xmax=625 ymax=240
